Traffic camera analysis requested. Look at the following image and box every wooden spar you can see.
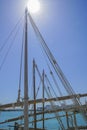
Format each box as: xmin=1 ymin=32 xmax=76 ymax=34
xmin=0 ymin=105 xmax=86 ymax=125
xmin=73 ymin=111 xmax=78 ymax=130
xmin=24 ymin=8 xmax=29 ymax=130
xmin=42 ymin=70 xmax=45 ymax=129
xmin=1 ymin=111 xmax=87 ymax=130
xmin=0 ymin=93 xmax=87 ymax=109
xmin=0 ymin=112 xmax=76 ymax=124
xmin=33 ymin=59 xmax=37 ymax=129
xmin=66 ymin=112 xmax=69 ymax=129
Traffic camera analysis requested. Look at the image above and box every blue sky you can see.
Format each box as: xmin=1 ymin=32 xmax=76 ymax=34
xmin=0 ymin=0 xmax=87 ymax=104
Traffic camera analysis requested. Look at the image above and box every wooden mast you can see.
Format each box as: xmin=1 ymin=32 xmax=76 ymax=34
xmin=42 ymin=70 xmax=45 ymax=129
xmin=24 ymin=8 xmax=29 ymax=130
xmin=33 ymin=59 xmax=37 ymax=129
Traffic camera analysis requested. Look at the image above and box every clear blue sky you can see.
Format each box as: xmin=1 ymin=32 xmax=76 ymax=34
xmin=0 ymin=0 xmax=87 ymax=104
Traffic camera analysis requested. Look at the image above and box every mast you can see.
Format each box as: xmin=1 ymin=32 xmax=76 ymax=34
xmin=42 ymin=70 xmax=45 ymax=129
xmin=24 ymin=8 xmax=29 ymax=130
xmin=33 ymin=59 xmax=37 ymax=129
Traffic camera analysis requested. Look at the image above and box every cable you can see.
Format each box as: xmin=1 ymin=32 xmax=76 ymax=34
xmin=0 ymin=25 xmax=20 ymax=71
xmin=35 ymin=63 xmax=65 ymax=130
xmin=49 ymin=70 xmax=66 ymax=105
xmin=17 ymin=26 xmax=24 ymax=102
xmin=0 ymin=14 xmax=24 ymax=53
xmin=28 ymin=12 xmax=87 ymax=122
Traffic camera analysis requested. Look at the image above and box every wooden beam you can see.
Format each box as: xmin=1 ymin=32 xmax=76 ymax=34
xmin=0 ymin=93 xmax=87 ymax=109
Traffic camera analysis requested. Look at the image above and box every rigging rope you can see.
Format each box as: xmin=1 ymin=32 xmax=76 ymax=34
xmin=45 ymin=73 xmax=66 ymax=118
xmin=35 ymin=63 xmax=65 ymax=130
xmin=0 ymin=26 xmax=20 ymax=71
xmin=28 ymin=12 xmax=87 ymax=122
xmin=36 ymin=40 xmax=66 ymax=105
xmin=0 ymin=15 xmax=24 ymax=53
xmin=45 ymin=74 xmax=63 ymax=106
xmin=28 ymin=13 xmax=75 ymax=96
xmin=17 ymin=26 xmax=24 ymax=102
xmin=49 ymin=70 xmax=66 ymax=105
xmin=45 ymin=74 xmax=60 ymax=101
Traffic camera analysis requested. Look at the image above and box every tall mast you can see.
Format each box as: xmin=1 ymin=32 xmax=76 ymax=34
xmin=24 ymin=8 xmax=29 ymax=130
xmin=42 ymin=70 xmax=45 ymax=129
xmin=33 ymin=59 xmax=37 ymax=129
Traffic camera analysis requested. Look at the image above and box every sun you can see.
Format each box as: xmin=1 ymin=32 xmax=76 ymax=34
xmin=27 ymin=0 xmax=40 ymax=13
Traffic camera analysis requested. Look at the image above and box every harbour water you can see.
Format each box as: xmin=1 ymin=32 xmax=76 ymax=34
xmin=0 ymin=110 xmax=87 ymax=130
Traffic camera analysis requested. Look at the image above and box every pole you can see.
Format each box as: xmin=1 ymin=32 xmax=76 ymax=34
xmin=42 ymin=70 xmax=45 ymax=129
xmin=73 ymin=111 xmax=78 ymax=130
xmin=66 ymin=111 xmax=69 ymax=129
xmin=33 ymin=59 xmax=37 ymax=129
xmin=24 ymin=8 xmax=29 ymax=130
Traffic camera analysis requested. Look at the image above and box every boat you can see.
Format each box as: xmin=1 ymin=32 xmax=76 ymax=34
xmin=0 ymin=1 xmax=87 ymax=130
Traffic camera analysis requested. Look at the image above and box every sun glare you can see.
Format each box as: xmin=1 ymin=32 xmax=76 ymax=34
xmin=27 ymin=0 xmax=40 ymax=13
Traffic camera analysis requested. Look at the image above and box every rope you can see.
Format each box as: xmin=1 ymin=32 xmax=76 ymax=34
xmin=17 ymin=26 xmax=24 ymax=102
xmin=28 ymin=12 xmax=87 ymax=122
xmin=35 ymin=64 xmax=65 ymax=130
xmin=49 ymin=70 xmax=66 ymax=105
xmin=0 ymin=26 xmax=20 ymax=71
xmin=0 ymin=14 xmax=24 ymax=53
